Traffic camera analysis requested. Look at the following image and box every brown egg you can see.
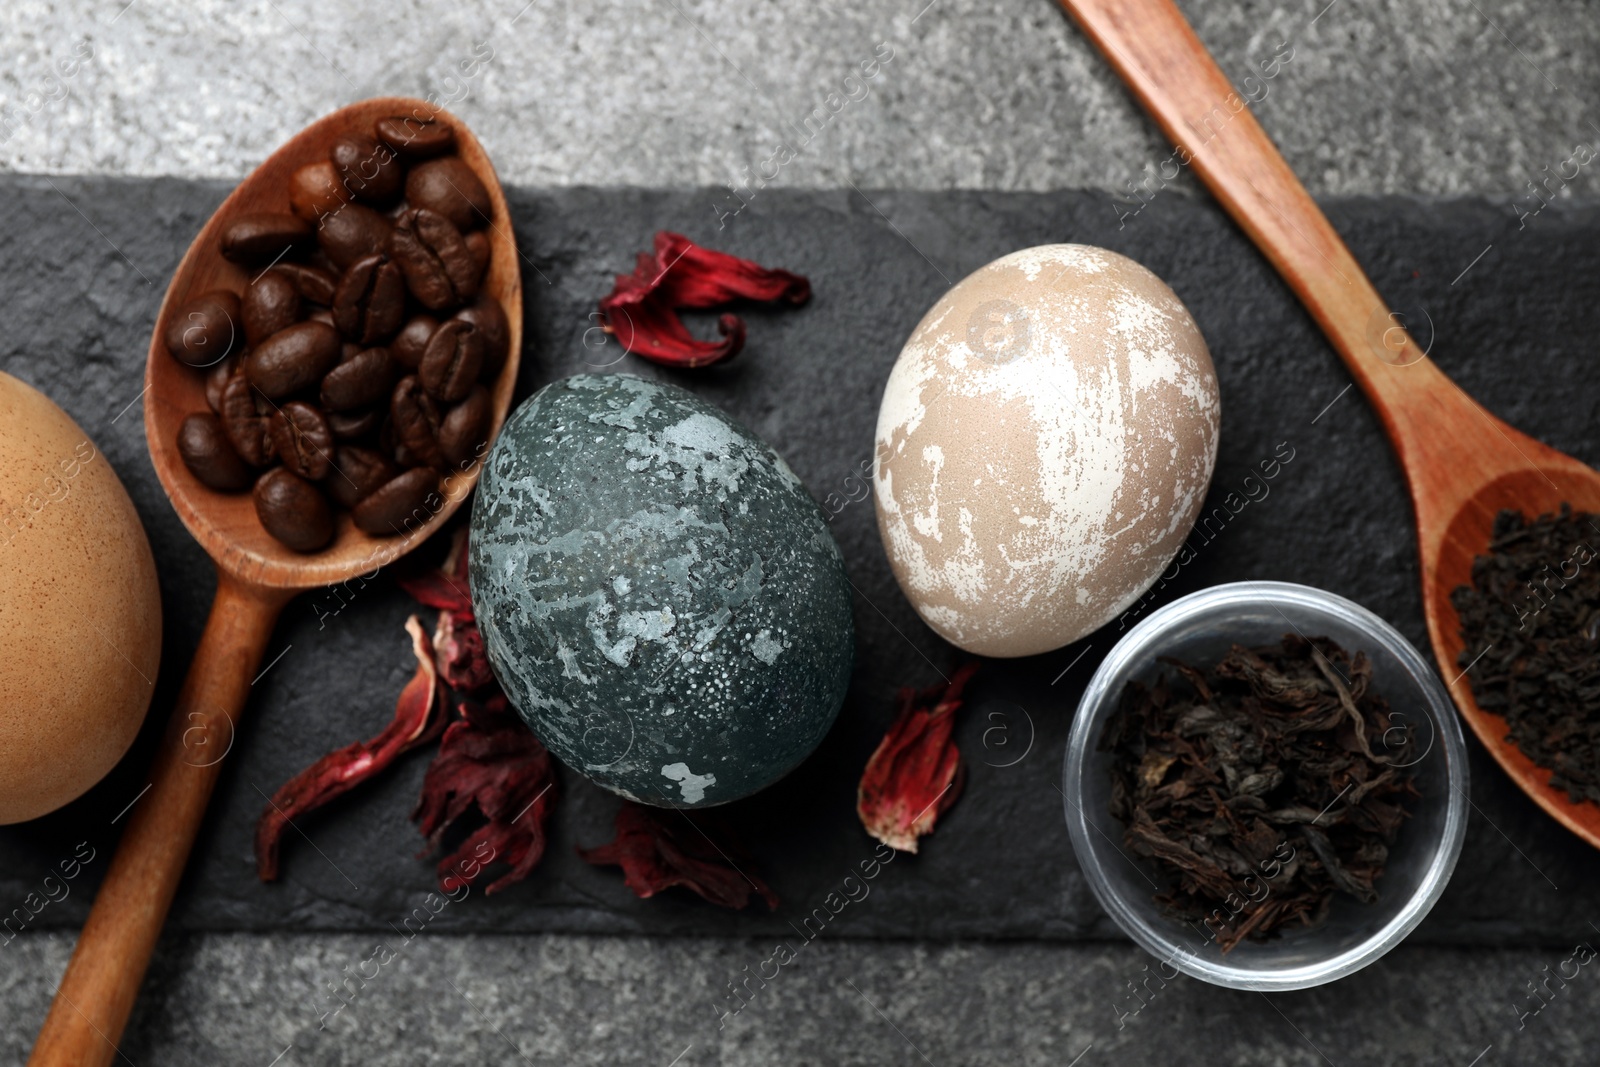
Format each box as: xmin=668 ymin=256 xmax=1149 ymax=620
xmin=0 ymin=372 xmax=161 ymax=822
xmin=873 ymin=245 xmax=1220 ymax=657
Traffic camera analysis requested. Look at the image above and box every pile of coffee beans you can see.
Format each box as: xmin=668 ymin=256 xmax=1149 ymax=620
xmin=167 ymin=114 xmax=509 ymax=552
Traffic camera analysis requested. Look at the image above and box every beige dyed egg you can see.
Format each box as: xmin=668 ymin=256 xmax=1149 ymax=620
xmin=0 ymin=371 xmax=161 ymax=823
xmin=873 ymin=245 xmax=1219 ymax=658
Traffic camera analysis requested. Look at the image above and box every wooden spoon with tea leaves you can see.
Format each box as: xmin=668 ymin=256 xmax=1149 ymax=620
xmin=29 ymin=97 xmax=521 ymax=1066
xmin=1057 ymin=0 xmax=1600 ymax=846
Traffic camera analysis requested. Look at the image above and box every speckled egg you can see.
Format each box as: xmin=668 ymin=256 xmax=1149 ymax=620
xmin=874 ymin=245 xmax=1220 ymax=658
xmin=470 ymin=374 xmax=854 ymax=807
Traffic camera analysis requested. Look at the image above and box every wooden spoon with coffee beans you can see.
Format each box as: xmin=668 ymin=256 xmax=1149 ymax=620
xmin=29 ymin=98 xmax=521 ymax=1067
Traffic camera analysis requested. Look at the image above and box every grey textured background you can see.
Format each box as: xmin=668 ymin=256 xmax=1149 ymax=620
xmin=3 ymin=0 xmax=1600 ymax=1064
xmin=1 ymin=0 xmax=1598 ymax=197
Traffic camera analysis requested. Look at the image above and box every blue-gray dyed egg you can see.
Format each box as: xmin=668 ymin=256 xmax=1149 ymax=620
xmin=469 ymin=374 xmax=854 ymax=807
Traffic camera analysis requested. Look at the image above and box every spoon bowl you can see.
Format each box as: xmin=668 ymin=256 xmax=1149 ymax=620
xmin=145 ymin=95 xmax=522 ymax=587
xmin=1425 ymin=442 xmax=1600 ymax=848
xmin=30 ymin=97 xmax=521 ymax=1067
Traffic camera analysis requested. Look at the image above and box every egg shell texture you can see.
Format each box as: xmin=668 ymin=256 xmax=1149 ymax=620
xmin=0 ymin=371 xmax=161 ymax=823
xmin=469 ymin=374 xmax=854 ymax=808
xmin=874 ymin=244 xmax=1220 ymax=657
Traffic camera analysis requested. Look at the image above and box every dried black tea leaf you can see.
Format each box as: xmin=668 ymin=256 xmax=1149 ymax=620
xmin=1453 ymin=505 xmax=1600 ymax=804
xmin=1100 ymin=635 xmax=1419 ymax=951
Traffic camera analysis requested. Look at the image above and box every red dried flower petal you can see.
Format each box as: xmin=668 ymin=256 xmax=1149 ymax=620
xmin=646 ymin=231 xmax=811 ymax=308
xmin=433 ymin=609 xmax=495 ymax=695
xmin=412 ymin=695 xmax=558 ymax=895
xmin=856 ymin=661 xmax=980 ymax=853
xmin=608 ymin=296 xmax=746 ymax=368
xmin=598 ymin=231 xmax=808 ymax=369
xmin=579 ymin=801 xmax=778 ymax=911
xmin=398 ymin=526 xmax=473 ymax=614
xmin=256 ymin=615 xmax=443 ymax=881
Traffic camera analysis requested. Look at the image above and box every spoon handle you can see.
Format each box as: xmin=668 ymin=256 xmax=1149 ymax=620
xmin=29 ymin=570 xmax=292 ymax=1067
xmin=1056 ymin=0 xmax=1462 ymax=460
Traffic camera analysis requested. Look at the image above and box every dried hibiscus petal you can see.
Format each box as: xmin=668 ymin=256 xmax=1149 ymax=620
xmin=433 ymin=608 xmax=495 ymax=695
xmin=857 ymin=661 xmax=980 ymax=853
xmin=599 ymin=230 xmax=809 ymax=368
xmin=412 ymin=695 xmax=558 ymax=895
xmin=256 ymin=615 xmax=443 ymax=881
xmin=608 ymin=296 xmax=747 ymax=367
xmin=579 ymin=801 xmax=778 ymax=911
xmin=398 ymin=528 xmax=496 ymax=693
xmin=644 ymin=231 xmax=811 ymax=308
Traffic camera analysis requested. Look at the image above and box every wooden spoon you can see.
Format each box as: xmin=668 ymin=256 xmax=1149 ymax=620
xmin=1055 ymin=0 xmax=1600 ymax=847
xmin=28 ymin=97 xmax=522 ymax=1066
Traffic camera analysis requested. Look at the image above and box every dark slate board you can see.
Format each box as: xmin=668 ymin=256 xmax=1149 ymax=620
xmin=1 ymin=177 xmax=1597 ymax=945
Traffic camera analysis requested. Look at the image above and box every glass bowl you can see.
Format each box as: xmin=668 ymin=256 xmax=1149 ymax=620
xmin=1062 ymin=581 xmax=1469 ymax=990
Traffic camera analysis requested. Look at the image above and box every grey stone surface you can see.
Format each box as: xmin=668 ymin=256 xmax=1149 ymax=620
xmin=0 ymin=0 xmax=1597 ymax=198
xmin=2 ymin=930 xmax=1588 ymax=1065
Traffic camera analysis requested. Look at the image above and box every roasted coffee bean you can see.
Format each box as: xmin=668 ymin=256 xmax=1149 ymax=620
xmin=332 ymin=253 xmax=406 ymax=343
xmin=317 ymin=202 xmax=393 ymax=271
xmin=247 ymin=321 xmax=341 ymax=399
xmin=308 ymin=307 xmax=336 ymax=329
xmin=454 ymin=298 xmax=510 ymax=382
xmin=390 ymin=375 xmax=444 ymax=468
xmin=322 ymin=346 xmax=395 ymax=411
xmin=391 ymin=315 xmax=437 ymax=368
xmin=219 ymin=370 xmax=276 ymax=466
xmin=353 ymin=467 xmax=441 ymax=536
xmin=205 ymin=353 xmax=237 ymax=414
xmin=328 ymin=407 xmax=382 ymax=440
xmin=275 ymin=262 xmax=339 ymax=305
xmin=324 ymin=445 xmax=398 ymax=509
xmin=418 ymin=319 xmax=484 ymax=403
xmin=439 ymin=385 xmax=491 ymax=469
xmin=375 ymin=116 xmax=456 ymax=159
xmin=389 ymin=208 xmax=479 ymax=311
xmin=340 ymin=342 xmax=363 ymax=363
xmin=331 ymin=132 xmax=403 ymax=204
xmin=254 ymin=467 xmax=334 ymax=552
xmin=164 ymin=289 xmax=241 ymax=367
xmin=178 ymin=412 xmax=253 ymax=491
xmin=289 ymin=160 xmax=351 ymax=221
xmin=270 ymin=400 xmax=335 ymax=480
xmin=221 ymin=212 xmax=312 ymax=264
xmin=242 ymin=271 xmax=302 ymax=345
xmin=404 ymin=157 xmax=491 ymax=230
xmin=464 ymin=229 xmax=490 ymax=278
